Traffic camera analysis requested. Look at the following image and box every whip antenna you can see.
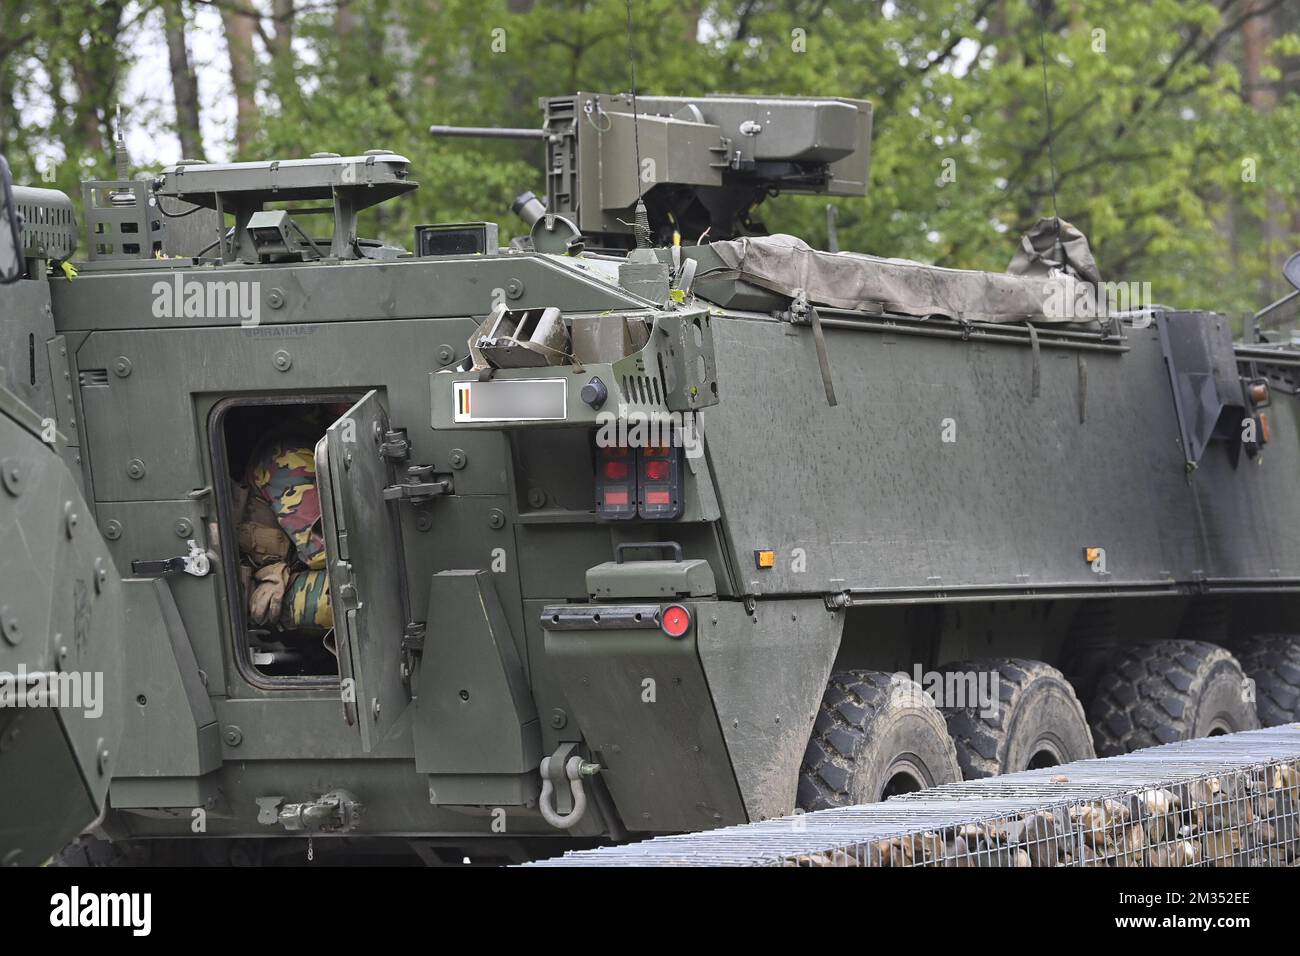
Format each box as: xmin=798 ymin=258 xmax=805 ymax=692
xmin=1035 ymin=0 xmax=1063 ymax=264
xmin=624 ymin=0 xmax=650 ymax=248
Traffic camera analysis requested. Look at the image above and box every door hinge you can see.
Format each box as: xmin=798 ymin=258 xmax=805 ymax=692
xmin=378 ymin=426 xmax=412 ymax=463
xmin=378 ymin=425 xmax=451 ymax=503
xmin=400 ymin=621 xmax=425 ymax=690
xmin=383 ymin=463 xmax=452 ymax=504
xmin=401 ymin=621 xmax=426 ymax=655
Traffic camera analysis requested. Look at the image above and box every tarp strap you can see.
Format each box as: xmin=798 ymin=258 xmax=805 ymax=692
xmin=1025 ymin=321 xmax=1041 ymax=399
xmin=809 ymin=304 xmax=838 ymax=407
xmin=1077 ymin=354 xmax=1088 ymax=424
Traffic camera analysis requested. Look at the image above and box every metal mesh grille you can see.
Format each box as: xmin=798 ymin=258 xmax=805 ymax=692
xmin=527 ymin=725 xmax=1300 ymax=867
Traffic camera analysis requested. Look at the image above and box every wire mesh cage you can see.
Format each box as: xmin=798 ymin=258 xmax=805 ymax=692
xmin=530 ymin=726 xmax=1300 ymax=867
xmin=787 ymin=759 xmax=1300 ymax=866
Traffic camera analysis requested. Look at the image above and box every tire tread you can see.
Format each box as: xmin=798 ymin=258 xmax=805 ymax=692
xmin=939 ymin=657 xmax=1091 ymax=779
xmin=1087 ymin=640 xmax=1253 ymax=756
xmin=798 ymin=670 xmax=958 ymax=811
xmin=1235 ymin=634 xmax=1300 ymax=727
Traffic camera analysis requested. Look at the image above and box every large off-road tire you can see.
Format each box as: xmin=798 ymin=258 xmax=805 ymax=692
xmin=797 ymin=670 xmax=961 ymax=810
xmin=938 ymin=658 xmax=1095 ymax=778
xmin=1234 ymin=634 xmax=1300 ymax=727
xmin=1087 ymin=641 xmax=1259 ymax=756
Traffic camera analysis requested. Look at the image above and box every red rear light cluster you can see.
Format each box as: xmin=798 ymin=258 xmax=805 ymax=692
xmin=637 ymin=444 xmax=682 ymax=519
xmin=594 ymin=446 xmax=636 ymax=518
xmin=595 ymin=442 xmax=683 ymax=520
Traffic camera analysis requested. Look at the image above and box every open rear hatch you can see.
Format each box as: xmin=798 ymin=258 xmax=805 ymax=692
xmin=315 ymin=389 xmax=412 ymax=751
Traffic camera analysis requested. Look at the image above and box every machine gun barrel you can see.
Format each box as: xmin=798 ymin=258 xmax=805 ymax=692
xmin=428 ymin=125 xmax=547 ymax=140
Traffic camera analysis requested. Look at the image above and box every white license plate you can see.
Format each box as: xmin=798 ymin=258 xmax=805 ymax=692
xmin=453 ymin=378 xmax=567 ymax=422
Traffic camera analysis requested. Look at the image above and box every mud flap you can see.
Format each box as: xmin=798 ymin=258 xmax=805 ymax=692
xmin=543 ymin=610 xmax=747 ymax=833
xmin=414 ymin=570 xmax=541 ymax=806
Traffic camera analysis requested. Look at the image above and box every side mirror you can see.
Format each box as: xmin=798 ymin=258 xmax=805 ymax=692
xmin=1284 ymin=251 xmax=1300 ymax=293
xmin=0 ymin=155 xmax=22 ymax=284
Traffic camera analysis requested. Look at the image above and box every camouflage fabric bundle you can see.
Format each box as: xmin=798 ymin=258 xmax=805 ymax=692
xmin=237 ymin=493 xmax=291 ymax=567
xmin=246 ymin=562 xmax=332 ymax=632
xmin=282 ymin=568 xmax=332 ymax=631
xmin=247 ymin=438 xmax=327 ymax=570
xmin=239 ymin=437 xmax=333 ymax=633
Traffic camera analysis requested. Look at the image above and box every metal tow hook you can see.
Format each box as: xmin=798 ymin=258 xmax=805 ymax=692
xmin=538 ymin=753 xmax=600 ymax=830
xmin=277 ymin=789 xmax=364 ymax=833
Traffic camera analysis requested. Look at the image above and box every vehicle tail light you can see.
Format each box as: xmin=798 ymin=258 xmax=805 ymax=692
xmin=594 ymin=446 xmax=636 ymax=519
xmin=661 ymin=604 xmax=691 ymax=639
xmin=593 ymin=438 xmax=684 ymax=521
xmin=638 ymin=443 xmax=683 ymax=519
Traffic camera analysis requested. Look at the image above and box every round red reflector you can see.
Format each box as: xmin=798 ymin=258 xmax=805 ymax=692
xmin=661 ymin=604 xmax=691 ymax=639
xmin=644 ymin=459 xmax=670 ymax=481
xmin=603 ymin=460 xmax=630 ymax=480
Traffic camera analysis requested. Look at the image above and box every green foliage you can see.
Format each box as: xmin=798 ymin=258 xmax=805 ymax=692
xmin=4 ymin=0 xmax=1300 ymax=311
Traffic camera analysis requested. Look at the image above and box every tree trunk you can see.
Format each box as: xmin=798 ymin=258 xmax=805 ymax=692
xmin=337 ymin=0 xmax=357 ymax=38
xmin=682 ymin=0 xmax=703 ymax=44
xmin=268 ymin=0 xmax=294 ymax=61
xmin=66 ymin=0 xmax=126 ymax=162
xmin=165 ymin=1 xmax=204 ymax=160
xmin=221 ymin=2 xmax=261 ymax=155
xmin=1241 ymin=0 xmax=1284 ymax=300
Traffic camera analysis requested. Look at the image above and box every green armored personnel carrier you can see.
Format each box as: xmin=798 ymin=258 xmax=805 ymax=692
xmin=2 ymin=92 xmax=1299 ymax=865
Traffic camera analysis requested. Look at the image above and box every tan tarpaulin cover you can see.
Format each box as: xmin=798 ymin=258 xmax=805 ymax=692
xmin=1007 ymin=217 xmax=1102 ymax=284
xmin=708 ymin=232 xmax=1096 ymax=324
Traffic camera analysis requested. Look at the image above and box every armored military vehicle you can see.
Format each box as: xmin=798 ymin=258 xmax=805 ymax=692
xmin=3 ymin=92 xmax=1300 ymax=866
xmin=0 ymin=156 xmax=127 ymax=866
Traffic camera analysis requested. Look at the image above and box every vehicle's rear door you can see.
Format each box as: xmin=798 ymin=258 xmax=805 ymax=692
xmin=315 ymin=390 xmax=409 ymax=751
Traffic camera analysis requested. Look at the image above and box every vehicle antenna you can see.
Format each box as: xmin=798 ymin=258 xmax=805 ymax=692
xmin=109 ymin=105 xmax=138 ymax=209
xmin=624 ymin=0 xmax=650 ymax=248
xmin=114 ymin=104 xmax=130 ymax=181
xmin=1035 ymin=0 xmax=1063 ymax=267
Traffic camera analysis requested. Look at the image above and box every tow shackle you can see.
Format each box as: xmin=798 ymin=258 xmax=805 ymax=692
xmin=538 ymin=752 xmax=600 ymax=829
